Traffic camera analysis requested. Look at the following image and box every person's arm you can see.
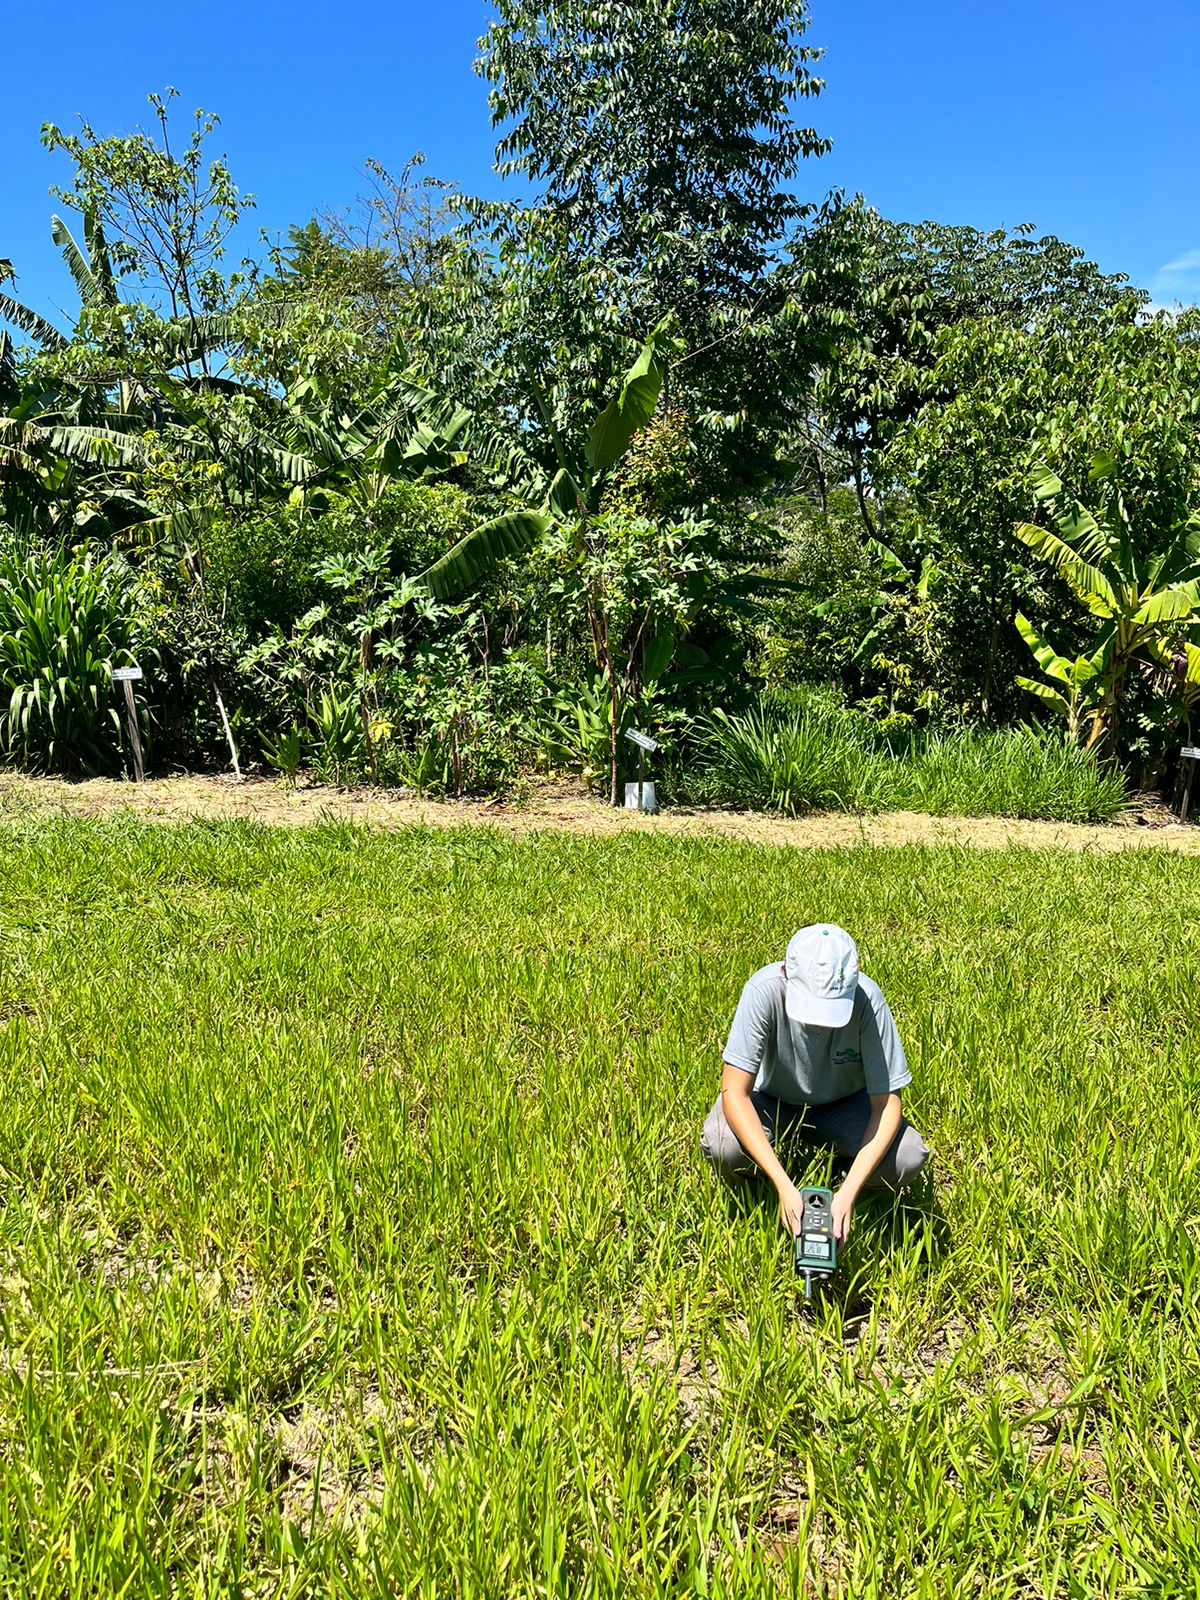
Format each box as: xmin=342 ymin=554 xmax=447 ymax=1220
xmin=831 ymin=1090 xmax=903 ymax=1242
xmin=720 ymin=1063 xmax=807 ymax=1236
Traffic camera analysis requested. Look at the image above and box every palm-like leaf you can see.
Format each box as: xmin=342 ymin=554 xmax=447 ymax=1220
xmin=0 ymin=291 xmax=66 ymax=351
xmin=83 ymin=211 xmax=117 ymax=307
xmin=1015 ymin=613 xmax=1078 ymax=686
xmin=1015 ymin=521 xmax=1117 ymax=616
xmin=1014 ymin=677 xmax=1071 ymax=715
xmin=1146 ymin=512 xmax=1200 ymax=589
xmin=1031 ymin=462 xmax=1120 ymax=568
xmin=120 ymin=505 xmax=217 ymax=554
xmin=416 ymin=511 xmax=551 ymax=600
xmin=1131 ymin=585 xmax=1200 ymax=627
xmin=585 ymin=334 xmax=664 ymax=475
xmin=50 ymin=216 xmax=104 ymax=311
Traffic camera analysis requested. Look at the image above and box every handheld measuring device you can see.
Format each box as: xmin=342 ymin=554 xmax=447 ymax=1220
xmin=793 ymin=1186 xmax=838 ymax=1299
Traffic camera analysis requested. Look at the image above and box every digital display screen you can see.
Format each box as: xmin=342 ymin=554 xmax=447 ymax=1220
xmin=803 ymin=1236 xmax=831 ymax=1258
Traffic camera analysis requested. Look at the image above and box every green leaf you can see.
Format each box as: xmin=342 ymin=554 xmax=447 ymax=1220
xmin=121 ymin=506 xmax=216 ymax=554
xmin=1029 ymin=461 xmax=1118 ymax=567
xmin=865 ymin=537 xmax=910 ymax=583
xmin=1131 ymin=586 xmax=1200 ymax=628
xmin=642 ymin=626 xmax=675 ymax=686
xmin=584 ymin=336 xmax=663 ymax=475
xmin=1015 ymin=676 xmax=1070 ymax=714
xmin=1015 ymin=522 xmax=1117 ymax=617
xmin=1030 ymin=463 xmax=1066 ymax=503
xmin=1146 ymin=512 xmax=1200 ymax=589
xmin=50 ymin=215 xmax=102 ymax=311
xmin=545 ymin=467 xmax=584 ymax=519
xmin=416 ymin=511 xmax=551 ymax=600
xmin=1015 ymin=613 xmax=1074 ymax=685
xmin=0 ymin=291 xmax=66 ymax=351
xmin=916 ymin=553 xmax=942 ymax=600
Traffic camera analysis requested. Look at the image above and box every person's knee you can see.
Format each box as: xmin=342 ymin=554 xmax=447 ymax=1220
xmin=893 ymin=1124 xmax=930 ymax=1187
xmin=699 ymin=1104 xmax=755 ymax=1176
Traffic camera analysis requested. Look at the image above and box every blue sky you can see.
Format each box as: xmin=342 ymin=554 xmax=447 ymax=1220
xmin=3 ymin=0 xmax=1199 ymax=325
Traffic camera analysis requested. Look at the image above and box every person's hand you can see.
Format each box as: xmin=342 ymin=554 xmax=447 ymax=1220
xmin=831 ymin=1187 xmax=855 ymax=1245
xmin=777 ymin=1180 xmax=805 ymax=1236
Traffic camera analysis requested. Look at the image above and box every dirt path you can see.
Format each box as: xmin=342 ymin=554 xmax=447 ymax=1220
xmin=1 ymin=771 xmax=1196 ymax=854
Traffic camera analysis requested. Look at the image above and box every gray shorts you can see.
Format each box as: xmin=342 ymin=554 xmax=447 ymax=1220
xmin=700 ymin=1087 xmax=929 ymax=1188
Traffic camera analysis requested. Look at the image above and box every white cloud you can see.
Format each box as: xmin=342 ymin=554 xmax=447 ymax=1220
xmin=1149 ymin=248 xmax=1200 ymax=306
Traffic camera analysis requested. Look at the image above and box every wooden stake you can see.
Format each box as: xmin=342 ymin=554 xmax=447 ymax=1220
xmin=212 ymin=680 xmax=242 ymax=781
xmin=113 ymin=667 xmax=146 ymax=782
xmin=121 ymin=678 xmax=144 ymax=782
xmin=1178 ymin=745 xmax=1200 ymax=823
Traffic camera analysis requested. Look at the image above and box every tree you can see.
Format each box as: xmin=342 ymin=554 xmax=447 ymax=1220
xmin=443 ymin=0 xmax=830 ymax=491
xmin=796 ymin=202 xmax=1142 ymax=536
xmin=1015 ymin=460 xmax=1200 ymax=756
xmin=478 ymin=0 xmax=825 ymax=312
xmin=313 ymin=155 xmax=459 ymax=356
xmin=41 ymin=89 xmax=252 ymax=328
xmin=875 ymin=309 xmax=1200 ymax=724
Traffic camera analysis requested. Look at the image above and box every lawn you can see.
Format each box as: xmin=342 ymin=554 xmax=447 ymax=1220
xmin=0 ymin=815 xmax=1196 ymax=1598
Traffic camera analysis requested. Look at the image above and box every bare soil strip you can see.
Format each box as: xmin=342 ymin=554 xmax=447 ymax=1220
xmin=1 ymin=772 xmax=1196 ymax=853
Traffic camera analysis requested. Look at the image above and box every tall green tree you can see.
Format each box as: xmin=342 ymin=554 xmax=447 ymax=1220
xmin=796 ymin=203 xmax=1141 ymax=534
xmin=875 ymin=309 xmax=1200 ymax=724
xmin=441 ymin=0 xmax=830 ymax=487
xmin=41 ymin=89 xmax=252 ymax=327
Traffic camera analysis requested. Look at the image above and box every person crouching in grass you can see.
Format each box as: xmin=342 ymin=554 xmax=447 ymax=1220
xmin=701 ymin=924 xmax=929 ymax=1243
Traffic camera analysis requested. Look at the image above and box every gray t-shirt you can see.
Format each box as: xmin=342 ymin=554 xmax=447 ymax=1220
xmin=723 ymin=962 xmax=911 ymax=1105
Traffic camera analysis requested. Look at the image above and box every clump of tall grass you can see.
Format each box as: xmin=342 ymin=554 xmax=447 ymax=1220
xmin=700 ymin=702 xmax=1128 ymax=823
xmin=701 ymin=702 xmax=886 ymax=814
xmin=889 ymin=726 xmax=1129 ymax=822
xmin=0 ymin=542 xmax=144 ymax=775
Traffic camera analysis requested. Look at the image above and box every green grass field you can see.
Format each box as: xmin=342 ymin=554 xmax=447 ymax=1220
xmin=0 ymin=815 xmax=1196 ymax=1598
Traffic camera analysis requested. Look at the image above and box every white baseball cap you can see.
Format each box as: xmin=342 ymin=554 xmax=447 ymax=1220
xmin=785 ymin=925 xmax=860 ymax=1028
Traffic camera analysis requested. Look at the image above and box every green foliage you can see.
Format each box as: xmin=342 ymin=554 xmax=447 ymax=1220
xmin=1014 ymin=459 xmax=1200 ymax=753
xmin=202 ymin=482 xmax=477 ymax=637
xmin=41 ymin=89 xmax=252 ymax=317
xmin=203 ymin=508 xmax=340 ymax=636
xmin=896 ymin=726 xmax=1129 ymax=821
xmin=702 ymin=700 xmax=883 ymax=812
xmin=878 ymin=311 xmax=1200 ymax=728
xmin=418 ymin=510 xmax=551 ymax=601
xmin=599 ymin=407 xmax=704 ymax=521
xmin=382 ymin=651 xmax=547 ymax=795
xmin=6 ymin=69 xmax=1200 ymax=803
xmin=536 ymin=671 xmax=627 ymax=789
xmin=0 ymin=541 xmax=144 ymax=773
xmin=795 ymin=203 xmax=1142 ymax=526
xmin=452 ymin=0 xmax=830 ymax=489
xmin=261 ymin=722 xmax=305 ymax=785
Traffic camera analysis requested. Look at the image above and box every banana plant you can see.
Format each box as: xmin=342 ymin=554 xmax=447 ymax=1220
xmin=1145 ymin=637 xmax=1200 ymax=738
xmin=1013 ymin=615 xmax=1107 ymax=744
xmin=412 ymin=322 xmax=673 ymax=600
xmin=409 ymin=324 xmax=675 ymax=804
xmin=1014 ymin=460 xmax=1200 ymax=755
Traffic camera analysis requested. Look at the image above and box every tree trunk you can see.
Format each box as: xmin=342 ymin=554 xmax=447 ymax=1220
xmin=850 ymin=453 xmax=882 ymax=542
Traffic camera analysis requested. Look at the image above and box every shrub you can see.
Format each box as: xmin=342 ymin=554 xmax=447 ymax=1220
xmin=203 ymin=507 xmax=338 ymax=635
xmin=0 ymin=542 xmax=145 ymax=774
